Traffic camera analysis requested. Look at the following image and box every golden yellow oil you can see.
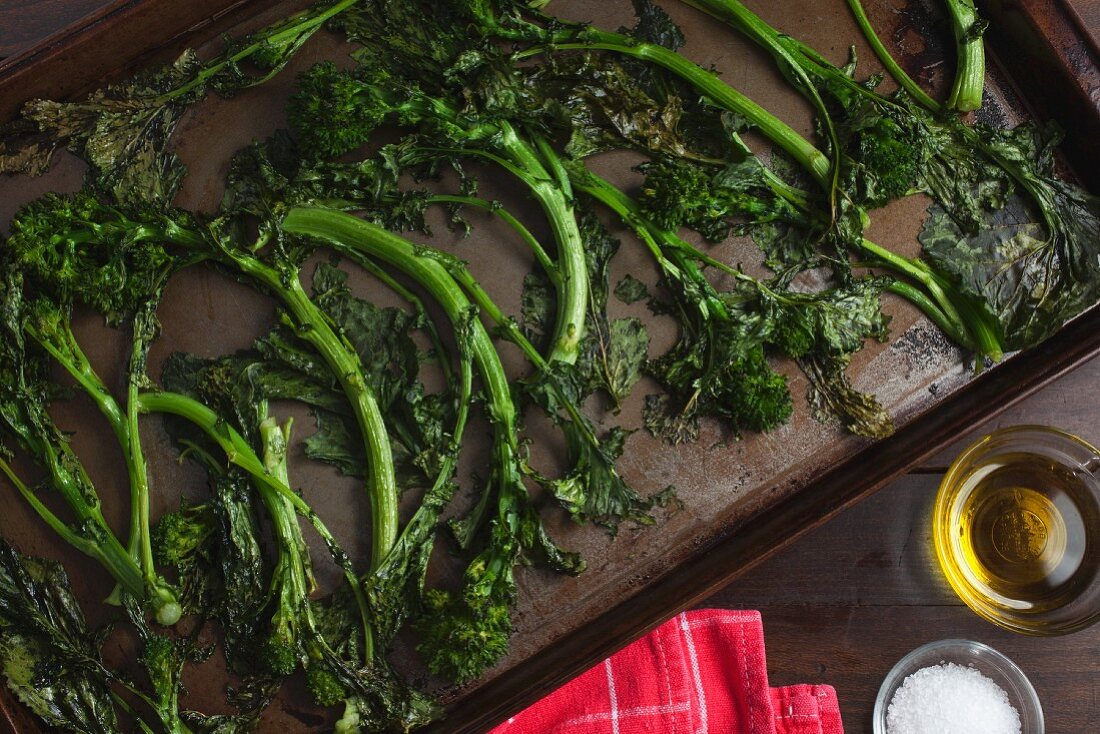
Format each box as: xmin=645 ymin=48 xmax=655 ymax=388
xmin=949 ymin=452 xmax=1100 ymax=614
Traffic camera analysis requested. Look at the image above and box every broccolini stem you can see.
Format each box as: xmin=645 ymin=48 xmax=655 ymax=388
xmin=886 ymin=281 xmax=975 ymax=349
xmin=532 ymin=133 xmax=577 ymax=198
xmin=24 ymin=320 xmax=125 ymax=432
xmin=445 ymin=265 xmax=617 ymax=452
xmin=679 ymin=0 xmax=842 ymax=209
xmin=0 ymin=456 xmax=116 ymax=564
xmin=495 ymin=122 xmax=588 ymax=365
xmin=566 ymin=166 xmax=732 ymax=322
xmin=574 ymin=183 xmax=684 ymax=282
xmin=759 ymin=166 xmax=815 ymax=211
xmin=126 ymin=302 xmax=164 ymax=603
xmin=135 ymin=390 xmax=371 ymax=637
xmin=108 ymin=691 xmax=172 ymax=734
xmin=418 ymin=131 xmax=588 ymax=365
xmin=856 ymin=238 xmax=964 ymax=322
xmin=138 ymin=391 xmax=333 ymax=541
xmin=283 ymin=209 xmax=547 ymax=627
xmin=260 ymin=415 xmax=317 ymax=593
xmin=923 ymin=268 xmax=1004 ymax=362
xmin=417 ymin=146 xmax=532 ymax=182
xmin=450 ymin=277 xmax=542 ymax=372
xmin=943 ymin=0 xmax=986 ymax=112
xmin=843 ymin=0 xmax=942 ymax=111
xmin=225 ymin=253 xmax=398 ymax=574
xmin=126 ymin=366 xmax=156 ymax=597
xmin=579 ymin=7 xmax=992 ymax=356
xmin=357 ymin=237 xmax=589 ymax=443
xmin=0 ymin=447 xmax=176 ymax=621
xmin=20 ymin=317 xmax=180 ymax=623
xmin=518 ymin=31 xmax=831 ymax=188
xmin=857 ymin=238 xmax=1002 ymax=360
xmin=110 ymin=688 xmax=195 ymax=734
xmin=19 ymin=314 xmax=160 ymax=569
xmin=281 ymin=209 xmax=514 ymax=428
xmin=427 ymin=194 xmax=559 ymax=284
xmin=162 ymin=0 xmax=361 ymax=101
xmin=258 ymin=414 xmax=360 ymax=662
xmin=337 ymin=241 xmax=476 ymax=510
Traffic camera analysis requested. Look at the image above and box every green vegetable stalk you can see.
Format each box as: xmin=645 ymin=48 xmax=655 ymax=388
xmin=942 ymin=0 xmax=987 ymax=112
xmin=284 ymin=206 xmax=662 ymax=681
xmin=698 ymin=0 xmax=1098 ymax=352
xmin=135 ymin=390 xmax=370 ymax=638
xmin=497 ymin=1 xmax=1003 ymax=360
xmin=158 ymin=328 xmax=445 ymax=727
xmin=843 ymin=0 xmax=985 ymax=112
xmin=216 ymin=249 xmax=398 ymax=572
xmin=284 ymin=206 xmax=655 ymax=529
xmin=513 ymin=29 xmax=831 ymax=187
xmin=0 ymin=275 xmax=181 ymax=625
xmin=841 ymin=0 xmax=942 ymax=110
xmin=289 ymin=62 xmax=590 ymax=366
xmin=5 ymin=190 xmax=399 ymax=585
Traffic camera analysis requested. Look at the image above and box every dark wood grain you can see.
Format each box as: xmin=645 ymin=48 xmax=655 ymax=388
xmin=924 ymin=352 xmax=1100 ymax=470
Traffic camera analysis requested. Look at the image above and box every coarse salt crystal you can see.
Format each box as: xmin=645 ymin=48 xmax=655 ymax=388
xmin=886 ymin=661 xmax=1022 ymax=734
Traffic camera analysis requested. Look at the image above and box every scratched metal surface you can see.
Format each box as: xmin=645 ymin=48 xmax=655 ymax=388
xmin=0 ymin=0 xmax=1045 ymax=729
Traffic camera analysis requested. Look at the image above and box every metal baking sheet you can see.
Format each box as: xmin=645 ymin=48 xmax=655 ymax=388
xmin=0 ymin=1 xmax=1097 ymax=731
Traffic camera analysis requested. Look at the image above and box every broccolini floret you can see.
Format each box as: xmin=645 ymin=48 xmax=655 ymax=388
xmin=153 ymin=504 xmax=216 ymax=569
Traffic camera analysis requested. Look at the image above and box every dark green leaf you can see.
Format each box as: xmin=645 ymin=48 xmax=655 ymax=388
xmin=919 ymin=191 xmax=1100 ymax=350
xmin=0 ymin=540 xmax=119 ymax=734
xmin=627 ymin=0 xmax=685 ymax=50
xmin=614 ymin=275 xmax=650 ymax=304
xmin=304 ymin=408 xmax=366 ymax=477
xmin=590 ymin=317 xmax=649 ymax=409
xmin=520 ymin=269 xmax=555 ymax=347
xmin=642 ymin=392 xmax=699 ymax=445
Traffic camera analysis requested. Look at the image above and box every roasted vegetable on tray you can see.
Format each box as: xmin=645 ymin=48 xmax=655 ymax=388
xmin=0 ymin=0 xmax=1097 ymax=731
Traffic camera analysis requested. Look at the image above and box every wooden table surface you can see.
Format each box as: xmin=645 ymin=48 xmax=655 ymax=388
xmin=3 ymin=3 xmax=1100 ymax=733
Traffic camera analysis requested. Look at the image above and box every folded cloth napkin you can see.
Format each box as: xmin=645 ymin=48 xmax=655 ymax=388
xmin=489 ymin=610 xmax=843 ymax=734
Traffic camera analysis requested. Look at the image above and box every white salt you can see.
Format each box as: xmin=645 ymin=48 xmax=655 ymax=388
xmin=886 ymin=662 xmax=1022 ymax=734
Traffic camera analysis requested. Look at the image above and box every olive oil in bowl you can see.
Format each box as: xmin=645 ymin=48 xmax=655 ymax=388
xmin=935 ymin=426 xmax=1100 ymax=634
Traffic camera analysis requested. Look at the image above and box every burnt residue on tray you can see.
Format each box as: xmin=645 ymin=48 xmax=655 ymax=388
xmin=892 ymin=0 xmax=953 ymax=91
xmin=889 ymin=321 xmax=957 ymax=373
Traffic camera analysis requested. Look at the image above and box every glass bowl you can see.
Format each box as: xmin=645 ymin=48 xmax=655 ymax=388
xmin=934 ymin=425 xmax=1100 ymax=635
xmin=873 ymin=639 xmax=1043 ymax=733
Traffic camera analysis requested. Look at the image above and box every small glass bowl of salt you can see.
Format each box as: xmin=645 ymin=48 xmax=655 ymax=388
xmin=872 ymin=639 xmax=1043 ymax=734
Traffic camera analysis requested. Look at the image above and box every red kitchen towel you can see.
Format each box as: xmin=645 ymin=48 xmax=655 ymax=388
xmin=488 ymin=610 xmax=843 ymax=734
